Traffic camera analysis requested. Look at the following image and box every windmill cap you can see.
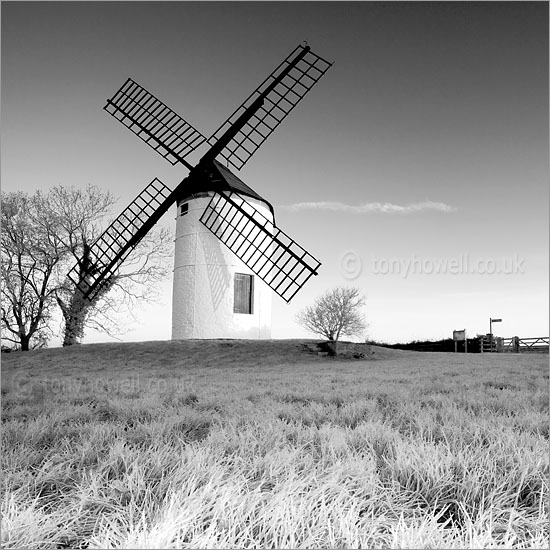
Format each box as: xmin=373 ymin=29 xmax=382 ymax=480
xmin=178 ymin=159 xmax=275 ymax=218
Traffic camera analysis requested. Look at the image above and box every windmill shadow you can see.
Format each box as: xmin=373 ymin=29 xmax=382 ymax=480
xmin=199 ymin=231 xmax=231 ymax=310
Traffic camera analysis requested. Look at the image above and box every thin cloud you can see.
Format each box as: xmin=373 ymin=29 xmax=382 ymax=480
xmin=284 ymin=200 xmax=456 ymax=214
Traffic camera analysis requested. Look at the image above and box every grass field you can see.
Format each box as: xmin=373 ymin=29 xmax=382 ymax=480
xmin=1 ymin=340 xmax=548 ymax=548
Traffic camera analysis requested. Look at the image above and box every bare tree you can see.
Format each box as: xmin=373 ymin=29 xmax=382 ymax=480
xmin=1 ymin=192 xmax=63 ymax=350
xmin=296 ymin=286 xmax=367 ymax=342
xmin=55 ymin=227 xmax=172 ymax=346
xmin=1 ymin=186 xmax=173 ymax=349
xmin=46 ymin=185 xmax=173 ymax=346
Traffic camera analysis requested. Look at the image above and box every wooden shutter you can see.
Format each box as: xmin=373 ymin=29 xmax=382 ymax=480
xmin=234 ymin=273 xmax=253 ymax=314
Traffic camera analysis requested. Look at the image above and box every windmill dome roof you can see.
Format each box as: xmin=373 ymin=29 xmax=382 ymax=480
xmin=178 ymin=159 xmax=274 ymax=218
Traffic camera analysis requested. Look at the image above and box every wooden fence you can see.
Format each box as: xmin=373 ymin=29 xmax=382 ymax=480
xmin=480 ymin=336 xmax=497 ymax=353
xmin=501 ymin=336 xmax=549 ymax=353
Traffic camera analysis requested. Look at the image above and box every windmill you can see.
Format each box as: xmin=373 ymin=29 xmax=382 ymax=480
xmin=67 ymin=43 xmax=332 ymax=339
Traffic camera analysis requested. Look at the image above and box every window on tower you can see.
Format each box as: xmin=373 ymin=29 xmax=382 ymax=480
xmin=234 ymin=273 xmax=254 ymax=314
xmin=180 ymin=203 xmax=189 ymax=216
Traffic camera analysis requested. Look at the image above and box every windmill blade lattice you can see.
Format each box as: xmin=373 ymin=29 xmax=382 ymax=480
xmin=104 ymin=79 xmax=206 ymax=166
xmin=207 ymin=45 xmax=332 ymax=171
xmin=67 ymin=178 xmax=172 ymax=300
xmin=200 ymin=191 xmax=321 ymax=303
xmin=72 ymin=43 xmax=331 ymax=305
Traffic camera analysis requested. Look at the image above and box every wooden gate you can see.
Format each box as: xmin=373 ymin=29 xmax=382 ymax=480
xmin=502 ymin=336 xmax=549 ymax=353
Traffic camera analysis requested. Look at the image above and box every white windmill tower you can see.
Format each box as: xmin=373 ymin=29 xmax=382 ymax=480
xmin=67 ymin=44 xmax=332 ymax=340
xmin=172 ymin=161 xmax=275 ymax=339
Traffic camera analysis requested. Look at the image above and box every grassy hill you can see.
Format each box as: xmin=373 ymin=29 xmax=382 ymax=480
xmin=1 ymin=340 xmax=548 ymax=548
xmin=1 ymin=338 xmax=404 ymax=374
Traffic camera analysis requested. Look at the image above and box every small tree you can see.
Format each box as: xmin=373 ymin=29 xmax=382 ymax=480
xmin=296 ymin=286 xmax=367 ymax=342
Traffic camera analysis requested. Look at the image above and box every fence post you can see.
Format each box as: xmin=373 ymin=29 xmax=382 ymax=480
xmin=480 ymin=336 xmax=483 ymax=353
xmin=513 ymin=336 xmax=520 ymax=353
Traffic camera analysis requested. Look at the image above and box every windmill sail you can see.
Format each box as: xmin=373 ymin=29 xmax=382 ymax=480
xmin=67 ymin=178 xmax=172 ymax=300
xmin=200 ymin=191 xmax=321 ymax=303
xmin=104 ymin=79 xmax=206 ymax=167
xmin=206 ymin=44 xmax=332 ymax=171
xmin=72 ymin=43 xmax=331 ymax=304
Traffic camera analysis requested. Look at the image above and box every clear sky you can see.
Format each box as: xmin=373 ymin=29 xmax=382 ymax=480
xmin=2 ymin=1 xmax=548 ymax=344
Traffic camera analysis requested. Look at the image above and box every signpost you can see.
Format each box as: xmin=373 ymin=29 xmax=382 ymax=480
xmin=490 ymin=318 xmax=502 ymax=339
xmin=480 ymin=318 xmax=503 ymax=353
xmin=453 ymin=329 xmax=467 ymax=353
